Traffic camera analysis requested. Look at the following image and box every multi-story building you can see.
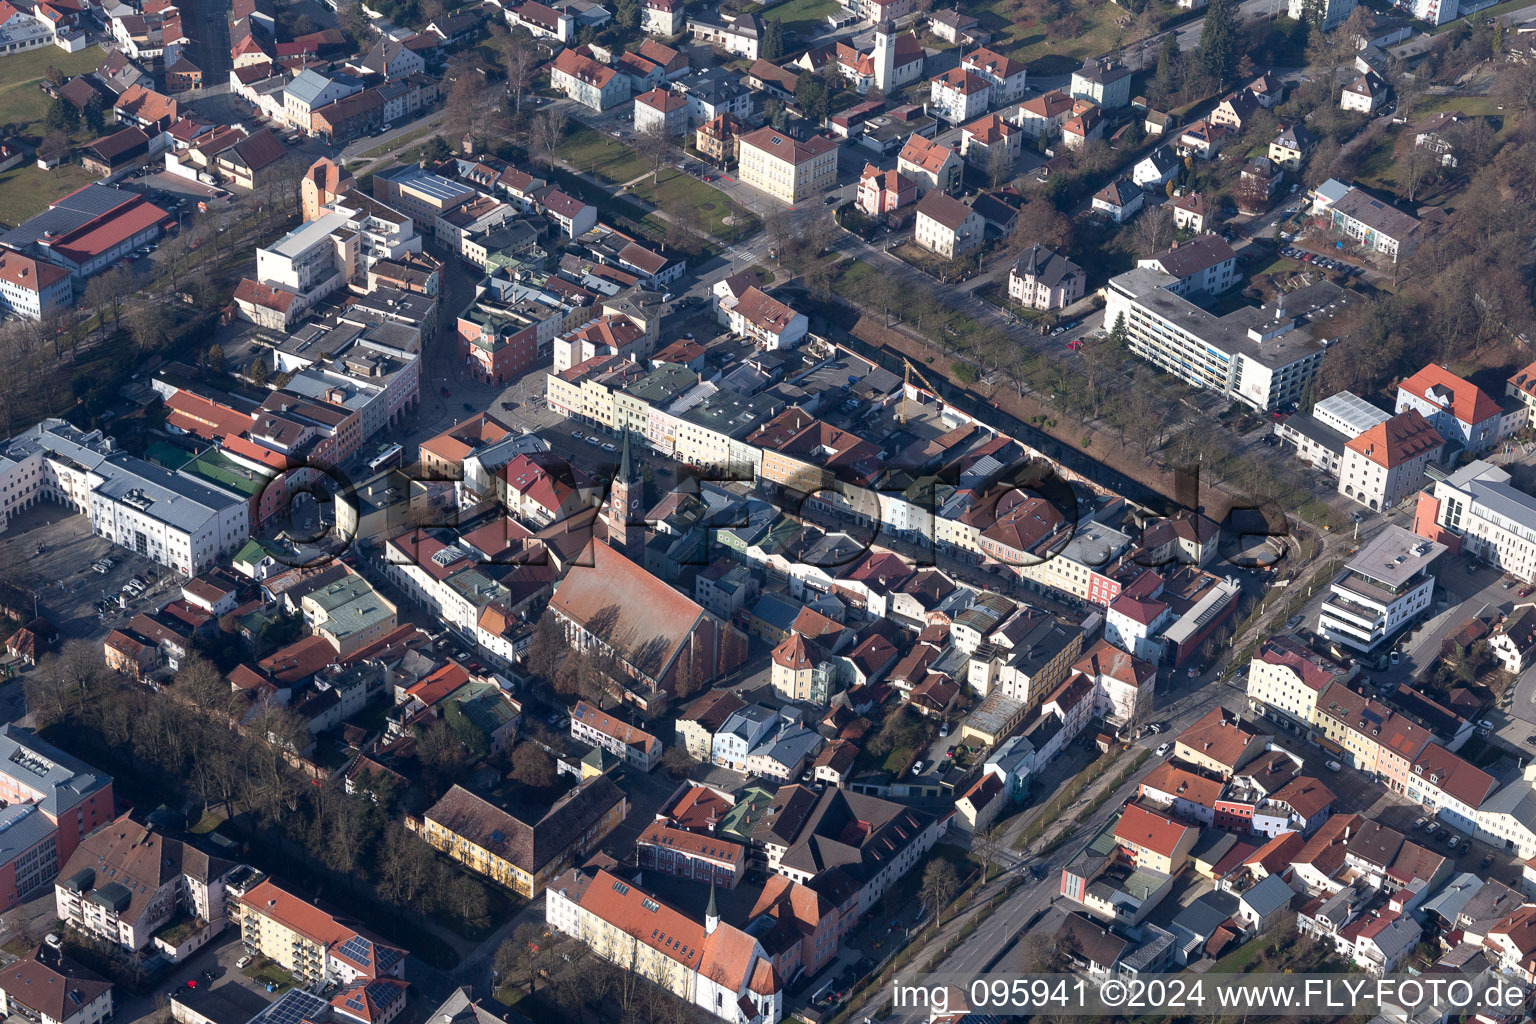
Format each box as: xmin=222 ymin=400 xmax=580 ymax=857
xmin=1395 ymin=363 xmax=1510 ymax=456
xmin=1245 ymin=633 xmax=1353 ymax=734
xmin=0 ymin=947 xmax=113 ymax=1024
xmin=0 ymin=727 xmax=111 ymax=911
xmin=1336 ymin=410 xmax=1443 ymax=512
xmin=1070 ymin=59 xmax=1133 ymax=109
xmin=373 ymin=164 xmax=476 ymax=233
xmin=1013 ymin=89 xmax=1075 ymax=138
xmin=0 ymin=248 xmax=73 ymax=321
xmin=634 ymin=87 xmax=690 ymax=135
xmin=1394 ymin=0 xmax=1457 ymax=25
xmin=1103 ymin=267 xmax=1327 ymax=412
xmin=896 ymin=132 xmax=961 ymax=195
xmin=0 ymin=420 xmax=250 ymax=574
xmin=1287 ymin=0 xmax=1357 ymax=27
xmin=420 ymin=777 xmax=628 ymax=898
xmin=855 ymin=164 xmax=916 ymax=220
xmin=546 ymin=866 xmax=782 ymax=1024
xmin=55 ymin=816 xmax=238 ymax=954
xmin=913 ymin=192 xmax=983 ymax=258
xmin=724 ymin=287 xmax=807 ymax=349
xmin=642 ymin=0 xmax=682 ymax=35
xmin=687 ymin=9 xmax=762 ymax=58
xmin=1007 ymin=245 xmax=1084 ymax=311
xmin=233 ymin=876 xmax=407 ymax=989
xmin=1135 ymin=235 xmax=1239 ymax=297
xmin=283 ymin=69 xmax=362 ymax=132
xmin=960 ymin=46 xmax=1027 ymax=103
xmin=570 ymin=701 xmax=663 ymax=771
xmin=928 ymin=68 xmax=991 ymax=123
xmin=636 ymin=822 xmax=745 ymax=888
xmin=1317 ymin=525 xmax=1444 ymax=654
xmin=736 ymin=128 xmax=839 ymax=205
xmin=1313 ymin=179 xmax=1421 ymax=263
xmin=550 ymin=47 xmax=630 ymax=110
xmin=1417 ymin=460 xmax=1536 ymax=581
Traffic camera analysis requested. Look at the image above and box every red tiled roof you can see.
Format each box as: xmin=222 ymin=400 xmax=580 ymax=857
xmin=1115 ymin=802 xmax=1194 ymax=859
xmin=1346 ymin=409 xmax=1443 ymax=468
xmin=1398 ymin=364 xmax=1502 ymax=426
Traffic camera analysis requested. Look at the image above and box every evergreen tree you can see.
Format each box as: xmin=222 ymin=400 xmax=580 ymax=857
xmin=1154 ymin=34 xmax=1181 ymax=97
xmin=1300 ymin=0 xmax=1324 ymax=31
xmin=1109 ymin=312 xmax=1128 ymax=347
xmin=795 ymin=70 xmax=828 ymax=123
xmin=83 ymin=94 xmax=104 ymax=133
xmin=44 ymin=97 xmax=77 ymax=134
xmin=1199 ymin=0 xmax=1238 ymax=86
xmin=762 ymin=17 xmax=784 ymax=60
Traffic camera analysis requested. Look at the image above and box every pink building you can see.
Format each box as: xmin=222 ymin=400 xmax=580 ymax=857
xmin=856 ymin=164 xmax=916 ymax=220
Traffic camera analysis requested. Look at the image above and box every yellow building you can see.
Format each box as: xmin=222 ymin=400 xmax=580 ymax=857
xmin=234 ymin=877 xmax=407 ymax=987
xmin=736 ymin=127 xmax=839 ymax=204
xmin=419 ymin=777 xmax=628 ymax=898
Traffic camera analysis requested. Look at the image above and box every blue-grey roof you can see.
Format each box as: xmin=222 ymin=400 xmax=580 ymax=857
xmin=286 ymin=69 xmax=336 ymax=107
xmin=0 ymin=183 xmax=135 ymax=250
xmin=1421 ymin=871 xmax=1483 ymax=924
xmin=1240 ymin=873 xmax=1295 ymax=918
xmin=0 ymin=803 xmax=59 ymax=862
xmin=0 ymin=724 xmax=111 ymax=817
xmin=93 ymin=453 xmax=246 ymax=532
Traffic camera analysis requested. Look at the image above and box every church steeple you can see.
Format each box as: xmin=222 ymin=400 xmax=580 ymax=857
xmin=602 ymin=427 xmax=644 ymax=560
xmin=705 ymin=881 xmax=719 ymax=935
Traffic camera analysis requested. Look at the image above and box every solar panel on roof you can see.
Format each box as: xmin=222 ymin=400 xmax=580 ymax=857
xmin=338 ymin=935 xmax=374 ymax=967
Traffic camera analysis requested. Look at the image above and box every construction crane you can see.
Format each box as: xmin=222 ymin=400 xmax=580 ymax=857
xmin=899 ymin=358 xmax=943 ymax=425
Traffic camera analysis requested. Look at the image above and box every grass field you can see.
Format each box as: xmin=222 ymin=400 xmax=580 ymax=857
xmin=762 ymin=0 xmax=841 ymax=34
xmin=559 ymin=126 xmax=758 ymax=240
xmin=0 ymin=45 xmax=103 ymax=225
xmin=0 ymin=161 xmax=94 ymax=229
xmin=0 ymin=45 xmax=101 ymax=136
xmin=968 ymin=0 xmax=1128 ymax=69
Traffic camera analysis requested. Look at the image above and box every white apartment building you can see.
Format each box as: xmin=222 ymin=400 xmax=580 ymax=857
xmin=1104 ymin=268 xmax=1326 ymax=412
xmin=960 ymin=46 xmax=1027 ymax=104
xmin=1316 ymin=525 xmax=1443 ymax=654
xmin=1336 ymin=410 xmax=1443 ymax=512
xmin=1425 ymin=460 xmax=1536 ymax=582
xmin=254 ymin=212 xmax=361 ymax=313
xmin=929 ymin=68 xmax=991 ymax=123
xmin=0 ymin=249 xmax=73 ymax=322
xmin=0 ymin=420 xmax=248 ymax=575
xmin=283 ymin=70 xmax=361 ymax=132
xmin=1245 ymin=633 xmax=1351 ymax=732
xmin=1287 ymin=0 xmax=1357 ymax=28
xmin=550 ymin=48 xmax=630 ymax=111
xmin=913 ymin=192 xmax=983 ymax=258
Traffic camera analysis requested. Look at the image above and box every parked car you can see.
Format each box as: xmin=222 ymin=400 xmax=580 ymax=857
xmin=236 ymin=955 xmax=253 ymax=970
xmin=1325 ymin=760 xmax=1342 ymax=772
xmin=1155 ymin=742 xmax=1171 ymax=756
xmin=1412 ymin=816 xmax=1427 ymax=830
xmin=911 ymin=760 xmax=924 ymax=775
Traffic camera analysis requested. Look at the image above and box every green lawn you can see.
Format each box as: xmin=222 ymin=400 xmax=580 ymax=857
xmin=0 ymin=161 xmax=95 ymax=230
xmin=762 ymin=0 xmax=841 ymax=34
xmin=558 ymin=126 xmax=759 ymax=240
xmin=0 ymin=46 xmax=100 ymax=135
xmin=559 ymin=125 xmax=650 ymax=182
xmin=967 ymin=0 xmax=1129 ymax=68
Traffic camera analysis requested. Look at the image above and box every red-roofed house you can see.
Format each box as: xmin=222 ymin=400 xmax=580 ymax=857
xmin=1114 ymin=803 xmax=1198 ymax=874
xmin=856 ymin=163 xmax=916 ymax=220
xmin=1396 ymin=363 xmax=1511 ymax=455
xmin=1338 ymin=409 xmax=1444 ymax=512
xmin=1173 ymin=707 xmax=1266 ymax=779
xmin=550 ymin=47 xmax=629 ymax=111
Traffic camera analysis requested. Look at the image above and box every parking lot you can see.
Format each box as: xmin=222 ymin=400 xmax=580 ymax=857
xmin=0 ymin=505 xmax=177 ymax=642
